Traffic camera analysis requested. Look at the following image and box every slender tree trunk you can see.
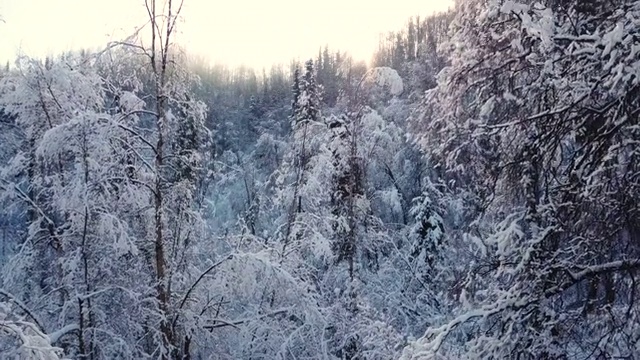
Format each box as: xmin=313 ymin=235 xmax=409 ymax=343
xmin=148 ymin=0 xmax=172 ymax=356
xmin=79 ymin=122 xmax=95 ymax=360
xmin=282 ymin=120 xmax=309 ymax=257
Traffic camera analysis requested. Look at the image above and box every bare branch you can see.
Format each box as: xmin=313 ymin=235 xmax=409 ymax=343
xmin=202 ymin=308 xmax=293 ymax=331
xmin=171 ymin=254 xmax=234 ymax=332
xmin=114 ymin=122 xmax=158 ymax=155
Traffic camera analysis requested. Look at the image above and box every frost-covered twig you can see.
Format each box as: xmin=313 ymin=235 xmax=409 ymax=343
xmin=202 ymin=307 xmax=293 ymax=331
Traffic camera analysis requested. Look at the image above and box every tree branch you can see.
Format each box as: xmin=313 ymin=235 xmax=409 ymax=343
xmin=171 ymin=254 xmax=234 ymax=331
xmin=0 ymin=289 xmax=46 ymax=333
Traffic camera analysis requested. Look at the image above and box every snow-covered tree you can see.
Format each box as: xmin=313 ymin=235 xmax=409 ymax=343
xmin=404 ymin=0 xmax=640 ymax=358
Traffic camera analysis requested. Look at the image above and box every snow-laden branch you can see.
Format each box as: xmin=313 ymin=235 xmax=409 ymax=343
xmin=419 ymin=293 xmax=532 ymax=354
xmin=405 ymin=258 xmax=640 ymax=358
xmin=0 ymin=289 xmax=45 ymax=333
xmin=0 ymin=181 xmax=56 ymax=230
xmin=47 ymin=324 xmax=79 ymax=344
xmin=569 ymin=259 xmax=640 ymax=282
xmin=0 ymin=320 xmax=63 ymax=359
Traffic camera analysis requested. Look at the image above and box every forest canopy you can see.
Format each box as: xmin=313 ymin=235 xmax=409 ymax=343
xmin=1 ymin=0 xmax=639 ymax=359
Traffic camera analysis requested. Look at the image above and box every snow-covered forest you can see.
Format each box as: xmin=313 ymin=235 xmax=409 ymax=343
xmin=1 ymin=0 xmax=639 ymax=358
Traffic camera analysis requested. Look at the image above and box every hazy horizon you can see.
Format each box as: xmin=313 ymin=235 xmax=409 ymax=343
xmin=0 ymin=0 xmax=452 ymax=69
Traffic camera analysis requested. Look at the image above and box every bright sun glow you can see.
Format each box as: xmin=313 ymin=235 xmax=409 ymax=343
xmin=0 ymin=0 xmax=452 ymax=69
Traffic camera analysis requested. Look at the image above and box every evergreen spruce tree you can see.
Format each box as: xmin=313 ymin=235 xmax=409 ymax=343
xmin=298 ymin=59 xmax=321 ymax=124
xmin=290 ymin=66 xmax=301 ymax=126
xmin=408 ymin=188 xmax=444 ymax=279
xmin=407 ymin=17 xmax=416 ymax=61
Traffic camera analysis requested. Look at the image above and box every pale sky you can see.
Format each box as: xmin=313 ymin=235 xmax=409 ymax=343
xmin=0 ymin=0 xmax=452 ymax=69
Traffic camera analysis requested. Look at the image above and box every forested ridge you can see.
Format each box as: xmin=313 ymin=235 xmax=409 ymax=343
xmin=1 ymin=0 xmax=639 ymax=358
